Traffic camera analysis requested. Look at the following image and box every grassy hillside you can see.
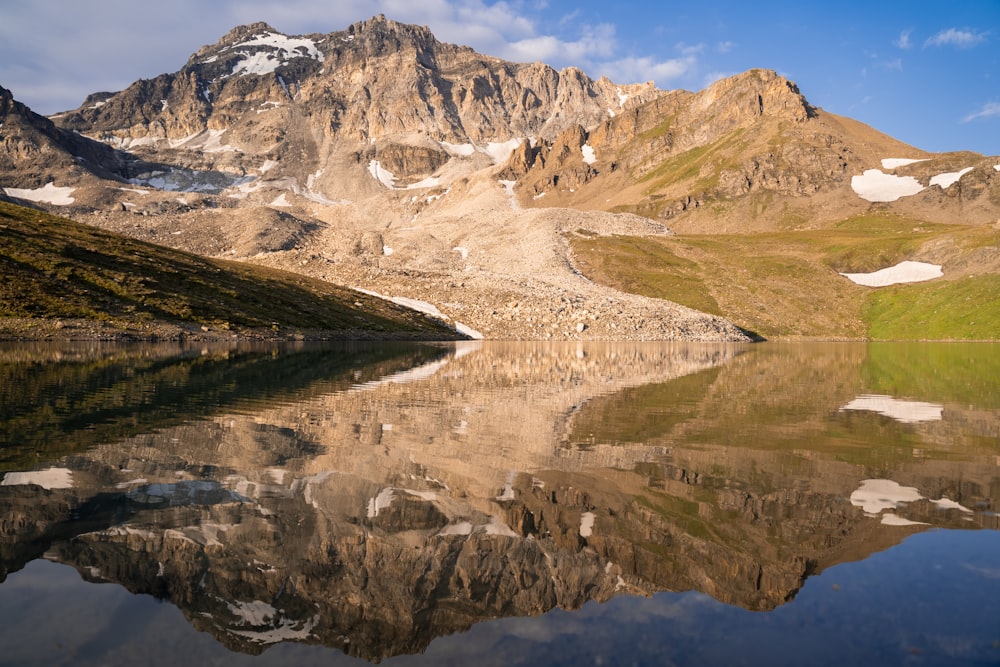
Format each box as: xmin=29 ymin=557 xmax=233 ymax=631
xmin=0 ymin=201 xmax=461 ymax=339
xmin=571 ymin=213 xmax=1000 ymax=340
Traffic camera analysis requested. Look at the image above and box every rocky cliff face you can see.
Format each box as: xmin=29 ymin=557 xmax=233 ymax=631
xmin=50 ymin=15 xmax=660 ymax=196
xmin=0 ymin=85 xmax=138 ymax=188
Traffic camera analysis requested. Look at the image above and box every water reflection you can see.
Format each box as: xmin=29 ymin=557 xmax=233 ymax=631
xmin=0 ymin=341 xmax=996 ymax=664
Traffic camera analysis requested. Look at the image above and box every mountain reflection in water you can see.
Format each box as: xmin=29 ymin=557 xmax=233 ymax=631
xmin=0 ymin=341 xmax=997 ymax=666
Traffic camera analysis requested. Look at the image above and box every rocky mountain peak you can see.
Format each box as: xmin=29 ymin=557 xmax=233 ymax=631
xmin=694 ymin=68 xmax=813 ymax=123
xmin=220 ymin=21 xmax=280 ymax=45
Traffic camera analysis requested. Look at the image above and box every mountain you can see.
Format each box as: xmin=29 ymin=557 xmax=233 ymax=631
xmin=0 ymin=84 xmax=139 ymax=189
xmin=1 ymin=15 xmax=998 ymax=341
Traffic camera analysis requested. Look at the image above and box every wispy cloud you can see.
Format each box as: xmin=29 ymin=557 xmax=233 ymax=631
xmin=894 ymin=30 xmax=912 ymax=49
xmin=676 ymin=42 xmax=705 ymax=57
xmin=924 ymin=27 xmax=988 ymax=48
xmin=557 ymin=9 xmax=581 ymax=27
xmin=503 ymin=22 xmax=617 ymax=63
xmin=598 ymin=55 xmax=697 ymax=86
xmin=962 ymin=102 xmax=1000 ymax=123
xmin=716 ymin=41 xmax=736 ymax=54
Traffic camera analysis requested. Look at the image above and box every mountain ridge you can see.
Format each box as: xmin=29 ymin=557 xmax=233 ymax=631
xmin=1 ymin=15 xmax=998 ymax=341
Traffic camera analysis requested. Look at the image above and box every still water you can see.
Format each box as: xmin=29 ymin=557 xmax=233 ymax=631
xmin=0 ymin=341 xmax=997 ymax=666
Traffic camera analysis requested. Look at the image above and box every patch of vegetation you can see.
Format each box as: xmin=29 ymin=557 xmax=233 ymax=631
xmin=639 ymin=130 xmax=749 ymax=196
xmin=571 ymin=236 xmax=721 ymax=316
xmin=0 ymin=201 xmax=459 ymax=339
xmin=569 ymin=214 xmax=999 ymax=340
xmin=642 ymin=143 xmax=714 ymax=190
xmin=863 ymin=275 xmax=1000 ymax=342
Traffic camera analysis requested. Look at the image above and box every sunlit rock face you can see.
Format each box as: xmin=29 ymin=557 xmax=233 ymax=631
xmin=0 ymin=341 xmax=995 ymax=659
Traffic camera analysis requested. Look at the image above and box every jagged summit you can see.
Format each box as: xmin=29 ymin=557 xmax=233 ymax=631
xmin=697 ymin=69 xmax=814 ymax=121
xmin=224 ymin=21 xmax=279 ymax=39
xmin=45 ymin=15 xmax=661 ymax=201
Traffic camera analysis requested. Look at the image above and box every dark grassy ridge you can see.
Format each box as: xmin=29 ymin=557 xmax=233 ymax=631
xmin=571 ymin=214 xmax=1000 ymax=340
xmin=0 ymin=201 xmax=461 ymax=340
xmin=0 ymin=342 xmax=448 ymax=472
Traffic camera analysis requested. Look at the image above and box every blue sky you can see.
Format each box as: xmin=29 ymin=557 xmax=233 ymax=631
xmin=1 ymin=0 xmax=997 ymax=154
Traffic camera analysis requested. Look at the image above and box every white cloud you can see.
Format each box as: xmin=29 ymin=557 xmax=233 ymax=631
xmin=502 ymin=22 xmax=617 ymax=63
xmin=924 ymin=27 xmax=988 ymax=48
xmin=962 ymin=102 xmax=1000 ymax=123
xmin=716 ymin=41 xmax=736 ymax=54
xmin=598 ymin=55 xmax=696 ymax=87
xmin=676 ymin=42 xmax=705 ymax=57
xmin=894 ymin=30 xmax=912 ymax=49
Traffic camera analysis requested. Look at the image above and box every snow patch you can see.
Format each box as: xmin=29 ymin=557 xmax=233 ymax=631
xmin=440 ymin=141 xmax=476 ymax=157
xmin=484 ymin=138 xmax=523 ymax=164
xmin=227 ymin=32 xmax=324 ymax=77
xmin=2 ymin=468 xmax=73 ymax=490
xmin=440 ymin=521 xmax=474 ymax=536
xmin=406 ymin=175 xmax=442 ymax=189
xmin=851 ymin=480 xmax=973 ymax=525
xmin=270 ymin=193 xmax=291 ymax=207
xmin=353 ymin=288 xmax=482 ymax=339
xmin=581 ymin=144 xmax=596 ymax=165
xmin=130 ymin=168 xmax=253 ymax=194
xmin=994 ymin=164 xmax=1000 ymax=172
xmin=881 ymin=158 xmax=928 ymax=169
xmin=367 ymin=487 xmax=396 ymax=518
xmin=368 ymin=159 xmax=397 ymax=188
xmin=841 ymin=261 xmax=943 ymax=287
xmin=453 ymin=246 xmax=469 ymax=260
xmin=351 ymin=357 xmax=451 ymax=390
xmin=932 ymin=498 xmax=973 ymax=513
xmin=579 ymin=512 xmax=595 ymax=538
xmin=851 ymin=479 xmax=923 ymax=515
xmin=851 ymin=169 xmax=924 ymax=202
xmin=455 ymin=322 xmax=484 ymax=340
xmin=368 ymin=160 xmax=441 ymax=191
xmin=840 ymin=395 xmax=943 ymax=423
xmin=225 ymin=599 xmax=318 ymax=644
xmin=4 ymin=183 xmax=75 ymax=205
xmin=880 ymin=513 xmax=928 ymax=527
xmin=929 ymin=167 xmax=974 ymax=189
xmin=382 ymin=245 xmax=394 ymax=256
xmin=483 ymin=516 xmax=518 ymax=537
xmin=389 ymin=296 xmax=446 ymax=319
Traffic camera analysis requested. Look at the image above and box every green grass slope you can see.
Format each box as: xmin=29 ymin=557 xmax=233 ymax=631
xmin=571 ymin=214 xmax=1000 ymax=340
xmin=0 ymin=201 xmax=461 ymax=340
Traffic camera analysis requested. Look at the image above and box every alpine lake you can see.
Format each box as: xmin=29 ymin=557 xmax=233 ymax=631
xmin=0 ymin=340 xmax=997 ymax=667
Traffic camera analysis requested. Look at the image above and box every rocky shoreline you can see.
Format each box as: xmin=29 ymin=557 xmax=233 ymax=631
xmin=0 ymin=318 xmax=468 ymax=342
